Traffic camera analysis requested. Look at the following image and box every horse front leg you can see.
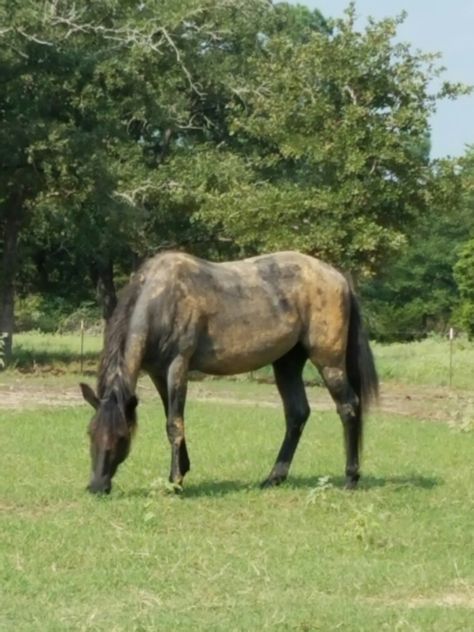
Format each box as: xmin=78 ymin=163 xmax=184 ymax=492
xmin=166 ymin=356 xmax=191 ymax=488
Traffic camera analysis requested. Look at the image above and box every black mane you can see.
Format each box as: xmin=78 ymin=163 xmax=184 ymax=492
xmin=97 ymin=272 xmax=143 ymax=400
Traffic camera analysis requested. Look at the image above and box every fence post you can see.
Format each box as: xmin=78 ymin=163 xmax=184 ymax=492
xmin=449 ymin=327 xmax=454 ymax=388
xmin=80 ymin=320 xmax=85 ymax=375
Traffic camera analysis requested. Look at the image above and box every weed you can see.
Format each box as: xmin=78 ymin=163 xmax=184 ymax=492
xmin=448 ymin=394 xmax=474 ymax=433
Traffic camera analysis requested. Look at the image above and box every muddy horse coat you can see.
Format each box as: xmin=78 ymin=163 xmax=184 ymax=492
xmin=81 ymin=251 xmax=378 ymax=494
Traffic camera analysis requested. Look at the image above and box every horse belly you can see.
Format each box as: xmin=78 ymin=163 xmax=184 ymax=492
xmin=192 ymin=317 xmax=300 ymax=375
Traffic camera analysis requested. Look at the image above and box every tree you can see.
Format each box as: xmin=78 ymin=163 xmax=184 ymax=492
xmin=360 ymin=157 xmax=472 ymax=340
xmin=199 ymin=7 xmax=468 ymax=275
xmin=452 ymin=146 xmax=474 ymax=337
xmin=1 ymin=0 xmax=273 ymax=357
xmin=454 ymin=239 xmax=474 ymax=338
xmin=1 ymin=1 xmax=469 ymax=362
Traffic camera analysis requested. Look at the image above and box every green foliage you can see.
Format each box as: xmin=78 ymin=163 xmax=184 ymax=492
xmin=14 ymin=295 xmax=101 ymax=333
xmin=453 ymin=238 xmax=474 ymax=338
xmin=15 ymin=295 xmax=67 ymax=333
xmin=199 ymin=7 xmax=468 ymax=273
xmin=361 ymin=158 xmax=472 ymax=340
xmin=0 ymin=0 xmax=471 ymax=343
xmin=450 ymin=147 xmax=474 ymax=337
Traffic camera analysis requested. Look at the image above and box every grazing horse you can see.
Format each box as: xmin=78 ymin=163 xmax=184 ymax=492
xmin=80 ymin=250 xmax=378 ymax=494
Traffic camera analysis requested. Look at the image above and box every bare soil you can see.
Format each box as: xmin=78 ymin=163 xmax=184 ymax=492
xmin=0 ymin=374 xmax=470 ymax=423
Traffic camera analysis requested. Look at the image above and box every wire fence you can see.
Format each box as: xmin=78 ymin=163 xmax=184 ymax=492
xmin=5 ymin=325 xmax=471 ymax=389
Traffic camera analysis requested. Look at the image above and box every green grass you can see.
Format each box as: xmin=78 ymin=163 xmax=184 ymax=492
xmin=8 ymin=330 xmax=474 ymax=390
xmin=373 ymin=336 xmax=474 ymax=390
xmin=11 ymin=331 xmax=102 ymax=373
xmin=1 ymin=397 xmax=473 ymax=630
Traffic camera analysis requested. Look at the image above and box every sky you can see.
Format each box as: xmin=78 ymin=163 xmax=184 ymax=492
xmin=288 ymin=0 xmax=474 ymax=158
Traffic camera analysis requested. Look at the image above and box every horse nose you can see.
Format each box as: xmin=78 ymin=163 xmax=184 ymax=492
xmin=87 ymin=477 xmax=112 ymax=495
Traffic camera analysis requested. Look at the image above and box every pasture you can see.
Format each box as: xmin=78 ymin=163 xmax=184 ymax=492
xmin=1 ymin=357 xmax=474 ymax=630
xmin=9 ymin=330 xmax=474 ymax=389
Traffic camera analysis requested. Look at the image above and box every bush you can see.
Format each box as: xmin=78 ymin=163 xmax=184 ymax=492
xmin=453 ymin=239 xmax=474 ymax=339
xmin=364 ymin=298 xmax=433 ymax=342
xmin=58 ymin=302 xmax=102 ymax=333
xmin=16 ymin=295 xmax=74 ymax=332
xmin=452 ymin=302 xmax=474 ymax=340
xmin=15 ymin=295 xmax=101 ymax=333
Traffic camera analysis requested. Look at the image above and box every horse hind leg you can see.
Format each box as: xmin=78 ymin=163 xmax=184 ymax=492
xmin=319 ymin=365 xmax=362 ymax=489
xmin=261 ymin=345 xmax=310 ymax=488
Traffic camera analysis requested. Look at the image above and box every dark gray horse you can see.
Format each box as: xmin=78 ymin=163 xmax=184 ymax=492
xmin=80 ymin=251 xmax=378 ymax=494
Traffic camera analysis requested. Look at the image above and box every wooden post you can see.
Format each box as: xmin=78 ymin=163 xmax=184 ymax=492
xmin=80 ymin=320 xmax=85 ymax=375
xmin=449 ymin=327 xmax=454 ymax=388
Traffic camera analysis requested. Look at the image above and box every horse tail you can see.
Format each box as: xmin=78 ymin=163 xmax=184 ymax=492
xmin=346 ymin=290 xmax=379 ymax=416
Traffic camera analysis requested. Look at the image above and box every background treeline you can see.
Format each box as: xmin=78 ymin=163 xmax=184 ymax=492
xmin=1 ymin=0 xmax=474 ymax=362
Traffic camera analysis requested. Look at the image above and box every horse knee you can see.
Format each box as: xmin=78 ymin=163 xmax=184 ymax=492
xmin=288 ymin=403 xmax=310 ymax=435
xmin=166 ymin=417 xmax=185 ymax=445
xmin=301 ymin=402 xmax=311 ymax=423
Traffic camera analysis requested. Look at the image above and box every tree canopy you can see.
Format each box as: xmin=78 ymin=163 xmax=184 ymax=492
xmin=0 ymin=0 xmax=471 ymax=359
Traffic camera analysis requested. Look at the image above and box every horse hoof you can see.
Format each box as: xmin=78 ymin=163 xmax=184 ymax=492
xmin=260 ymin=476 xmax=284 ymax=489
xmin=166 ymin=480 xmax=184 ymax=494
xmin=344 ymin=479 xmax=358 ymax=490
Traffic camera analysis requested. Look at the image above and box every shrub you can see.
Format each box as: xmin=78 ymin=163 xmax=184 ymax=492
xmin=15 ymin=295 xmax=101 ymax=333
xmin=453 ymin=239 xmax=474 ymax=339
xmin=364 ymin=298 xmax=432 ymax=342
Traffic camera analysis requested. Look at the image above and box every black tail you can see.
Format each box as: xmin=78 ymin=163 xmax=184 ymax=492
xmin=346 ymin=290 xmax=379 ymax=415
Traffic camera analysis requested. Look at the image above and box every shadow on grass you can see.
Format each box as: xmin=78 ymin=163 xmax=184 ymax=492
xmin=359 ymin=473 xmax=441 ymax=490
xmin=280 ymin=473 xmax=441 ymax=492
xmin=181 ymin=479 xmax=256 ymax=498
xmin=121 ymin=479 xmax=254 ymax=500
xmin=123 ymin=472 xmax=441 ymax=500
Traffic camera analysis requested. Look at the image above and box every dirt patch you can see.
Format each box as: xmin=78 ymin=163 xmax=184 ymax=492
xmin=367 ymin=584 xmax=474 ymax=610
xmin=0 ymin=375 xmax=471 ymax=424
xmin=0 ymin=384 xmax=81 ymax=410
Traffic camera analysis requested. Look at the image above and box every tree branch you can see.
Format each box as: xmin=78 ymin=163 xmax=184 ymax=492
xmin=48 ymin=7 xmax=204 ymax=96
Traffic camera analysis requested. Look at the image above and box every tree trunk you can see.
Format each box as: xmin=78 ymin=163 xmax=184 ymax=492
xmin=93 ymin=258 xmax=117 ymax=322
xmin=0 ymin=192 xmax=23 ymax=364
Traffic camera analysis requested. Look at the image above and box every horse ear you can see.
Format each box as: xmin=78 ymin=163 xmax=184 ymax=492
xmin=80 ymin=383 xmax=99 ymax=410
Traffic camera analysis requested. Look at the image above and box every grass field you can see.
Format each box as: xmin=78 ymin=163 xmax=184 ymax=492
xmin=9 ymin=331 xmax=474 ymax=390
xmin=1 ymin=390 xmax=473 ymax=630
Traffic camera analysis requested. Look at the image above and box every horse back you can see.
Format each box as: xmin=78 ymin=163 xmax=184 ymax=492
xmin=128 ymin=251 xmax=350 ymax=375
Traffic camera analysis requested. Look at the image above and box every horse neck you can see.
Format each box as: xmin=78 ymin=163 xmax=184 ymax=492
xmin=97 ymin=273 xmax=147 ymax=399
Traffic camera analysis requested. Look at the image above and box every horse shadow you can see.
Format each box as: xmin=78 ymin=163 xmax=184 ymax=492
xmin=124 ymin=472 xmax=441 ymax=500
xmin=193 ymin=472 xmax=441 ymax=497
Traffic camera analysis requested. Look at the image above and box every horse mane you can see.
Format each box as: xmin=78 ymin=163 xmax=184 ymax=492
xmin=97 ymin=272 xmax=143 ymax=400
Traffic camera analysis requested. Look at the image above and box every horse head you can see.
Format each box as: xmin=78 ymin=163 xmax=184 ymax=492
xmin=80 ymin=383 xmax=138 ymax=494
